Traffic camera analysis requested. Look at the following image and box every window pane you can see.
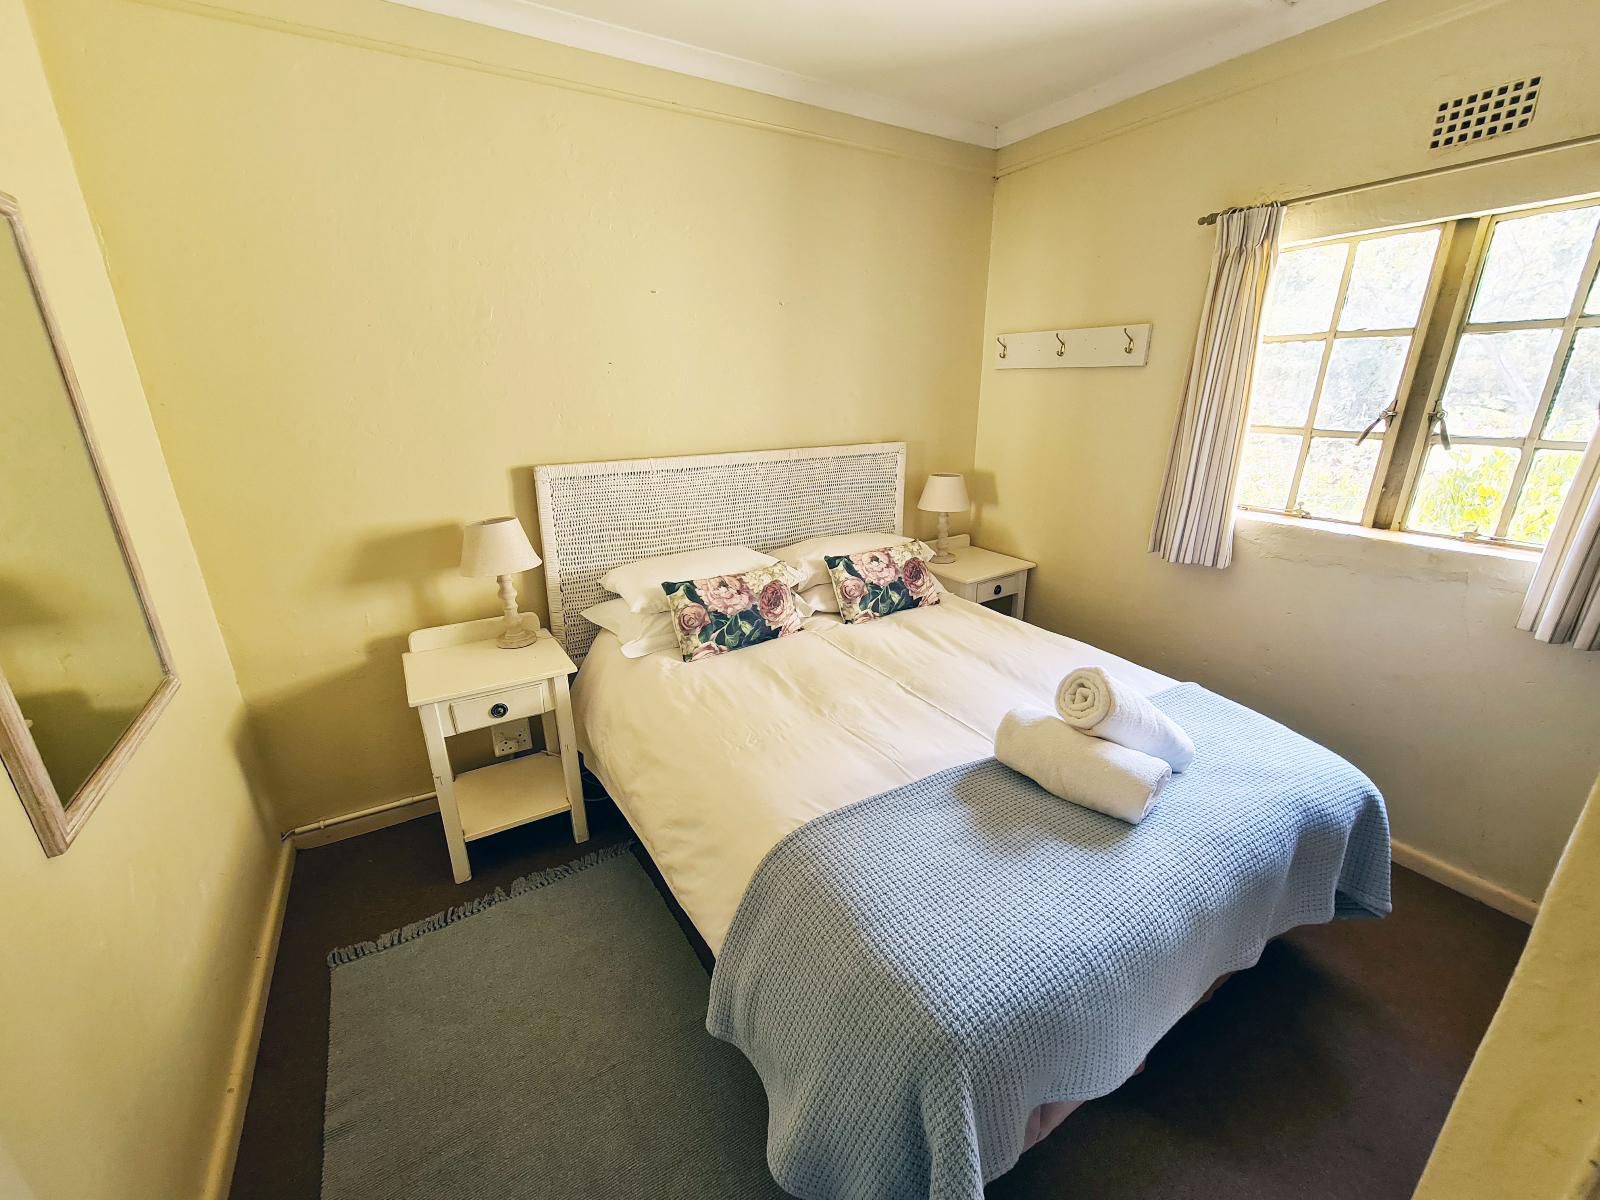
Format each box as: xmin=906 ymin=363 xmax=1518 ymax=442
xmin=1249 ymin=340 xmax=1323 ymax=426
xmin=1296 ymin=437 xmax=1381 ymax=522
xmin=1339 ymin=229 xmax=1439 ymax=330
xmin=1440 ymin=329 xmax=1561 ymax=437
xmin=1261 ymin=244 xmax=1345 ymax=336
xmin=1405 ymin=443 xmax=1519 ymax=538
xmin=1314 ymin=336 xmax=1410 ymax=431
xmin=1507 ymin=450 xmax=1583 ymax=545
xmin=1469 ymin=205 xmax=1600 ymax=323
xmin=1545 ymin=328 xmax=1600 ymax=442
xmin=1236 ymin=432 xmax=1301 ymax=509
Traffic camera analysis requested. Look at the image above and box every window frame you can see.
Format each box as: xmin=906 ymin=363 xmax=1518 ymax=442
xmin=1240 ymin=223 xmax=1450 ymax=527
xmin=1239 ymin=194 xmax=1600 ymax=550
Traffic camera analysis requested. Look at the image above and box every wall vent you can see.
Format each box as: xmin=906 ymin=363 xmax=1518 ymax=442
xmin=1431 ymin=77 xmax=1541 ymax=149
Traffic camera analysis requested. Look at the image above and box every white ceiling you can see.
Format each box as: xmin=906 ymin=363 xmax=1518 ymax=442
xmin=393 ymin=0 xmax=1389 ymax=147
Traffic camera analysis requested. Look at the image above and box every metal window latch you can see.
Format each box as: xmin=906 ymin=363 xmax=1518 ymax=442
xmin=1428 ymin=406 xmax=1452 ymax=450
xmin=1356 ymin=403 xmax=1399 ymax=446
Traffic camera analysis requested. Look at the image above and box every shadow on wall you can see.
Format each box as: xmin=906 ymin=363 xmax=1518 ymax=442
xmin=510 ymin=463 xmax=551 ymax=623
xmin=237 ymin=633 xmax=430 ymax=831
xmin=239 ymin=518 xmax=537 ymax=829
xmin=965 ymin=468 xmax=999 ymax=511
xmin=344 ymin=521 xmax=466 ymax=627
xmin=229 ymin=707 xmax=293 ymax=840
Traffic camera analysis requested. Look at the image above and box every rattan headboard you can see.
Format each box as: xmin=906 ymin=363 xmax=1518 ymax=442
xmin=534 ymin=442 xmax=906 ymax=663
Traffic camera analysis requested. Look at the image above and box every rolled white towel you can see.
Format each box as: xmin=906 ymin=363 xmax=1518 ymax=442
xmin=1054 ymin=667 xmax=1195 ymax=773
xmin=996 ymin=707 xmax=1170 ymax=825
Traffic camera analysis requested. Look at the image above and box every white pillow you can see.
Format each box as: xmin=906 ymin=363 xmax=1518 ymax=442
xmin=580 ymin=598 xmax=678 ymax=658
xmin=800 ymin=583 xmax=839 ymax=613
xmin=769 ymin=531 xmax=903 ymax=592
xmin=599 ymin=545 xmax=777 ymax=613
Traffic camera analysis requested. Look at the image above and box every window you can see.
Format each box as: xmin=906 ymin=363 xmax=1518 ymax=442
xmin=1239 ymin=226 xmax=1443 ymax=524
xmin=1237 ymin=197 xmax=1600 ymax=548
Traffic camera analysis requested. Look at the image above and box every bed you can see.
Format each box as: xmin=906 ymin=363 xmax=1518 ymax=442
xmin=535 ymin=442 xmax=1391 ymax=1200
xmin=571 ymin=595 xmax=1174 ymax=953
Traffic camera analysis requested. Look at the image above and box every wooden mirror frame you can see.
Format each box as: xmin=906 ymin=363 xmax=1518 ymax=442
xmin=0 ymin=190 xmax=179 ymax=856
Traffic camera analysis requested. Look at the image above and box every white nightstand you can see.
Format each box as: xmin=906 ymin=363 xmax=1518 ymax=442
xmin=927 ymin=538 xmax=1036 ymax=620
xmin=402 ymin=616 xmax=587 ymax=883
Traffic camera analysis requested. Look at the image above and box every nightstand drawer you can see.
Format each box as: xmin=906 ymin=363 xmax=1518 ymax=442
xmin=976 ymin=571 xmax=1027 ymax=603
xmin=449 ymin=682 xmax=550 ymax=734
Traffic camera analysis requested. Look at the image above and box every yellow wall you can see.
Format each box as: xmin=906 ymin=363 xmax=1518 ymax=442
xmin=1415 ymin=773 xmax=1600 ymax=1199
xmin=975 ymin=0 xmax=1600 ymax=906
xmin=27 ymin=0 xmax=996 ymax=830
xmin=0 ymin=3 xmax=282 ymax=1198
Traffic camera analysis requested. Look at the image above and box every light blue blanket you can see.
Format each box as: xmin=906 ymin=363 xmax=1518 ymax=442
xmin=706 ymin=684 xmax=1391 ymax=1200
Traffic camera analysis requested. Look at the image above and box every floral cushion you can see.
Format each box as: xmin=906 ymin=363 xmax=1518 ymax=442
xmin=661 ymin=562 xmax=808 ymax=661
xmin=824 ymin=540 xmax=942 ymax=623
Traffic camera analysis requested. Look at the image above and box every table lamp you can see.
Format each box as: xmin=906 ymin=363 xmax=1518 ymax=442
xmin=917 ymin=473 xmax=969 ymax=564
xmin=461 ymin=517 xmax=542 ymax=648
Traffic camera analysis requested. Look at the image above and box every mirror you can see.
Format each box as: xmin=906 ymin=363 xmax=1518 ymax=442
xmin=0 ymin=191 xmax=177 ymax=856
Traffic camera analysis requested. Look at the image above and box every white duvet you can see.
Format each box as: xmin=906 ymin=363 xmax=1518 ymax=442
xmin=571 ymin=597 xmax=1175 ymax=954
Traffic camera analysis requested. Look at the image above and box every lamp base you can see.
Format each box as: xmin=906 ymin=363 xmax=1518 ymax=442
xmin=496 ymin=621 xmax=539 ymax=649
xmin=493 ymin=574 xmax=541 ymax=648
xmin=929 ymin=512 xmax=958 ymax=565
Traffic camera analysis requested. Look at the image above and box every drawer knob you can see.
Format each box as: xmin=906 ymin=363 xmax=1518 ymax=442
xmin=489 ymin=702 xmax=509 ymax=719
xmin=992 ymin=583 xmax=1003 ymax=596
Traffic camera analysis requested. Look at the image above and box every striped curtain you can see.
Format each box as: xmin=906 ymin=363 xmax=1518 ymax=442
xmin=1149 ymin=204 xmax=1284 ymax=568
xmin=1518 ymin=437 xmax=1600 ymax=649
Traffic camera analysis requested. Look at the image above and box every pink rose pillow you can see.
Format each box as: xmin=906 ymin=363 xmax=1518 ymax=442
xmin=660 ymin=562 xmax=809 ymax=661
xmin=824 ymin=540 xmax=942 ymax=623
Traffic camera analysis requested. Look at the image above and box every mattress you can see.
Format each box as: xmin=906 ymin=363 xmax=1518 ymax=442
xmin=570 ymin=597 xmax=1174 ymax=953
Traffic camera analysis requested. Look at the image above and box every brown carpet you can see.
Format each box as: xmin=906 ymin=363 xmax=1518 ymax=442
xmin=230 ymin=800 xmax=1526 ymax=1200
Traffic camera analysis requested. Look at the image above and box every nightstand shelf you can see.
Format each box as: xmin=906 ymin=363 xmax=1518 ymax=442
xmin=455 ymin=753 xmax=571 ymax=842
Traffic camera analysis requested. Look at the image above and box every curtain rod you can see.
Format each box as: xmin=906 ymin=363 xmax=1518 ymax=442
xmin=1197 ymin=130 xmax=1600 ymax=226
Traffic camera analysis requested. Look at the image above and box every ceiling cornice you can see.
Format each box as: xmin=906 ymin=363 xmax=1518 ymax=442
xmin=388 ymin=0 xmax=1392 ymax=151
xmin=386 ymin=0 xmax=1002 ymax=147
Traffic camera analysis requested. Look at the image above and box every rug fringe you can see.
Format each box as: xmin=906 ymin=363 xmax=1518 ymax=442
xmin=327 ymin=840 xmax=636 ymax=968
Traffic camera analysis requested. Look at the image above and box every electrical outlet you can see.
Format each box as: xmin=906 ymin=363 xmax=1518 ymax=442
xmin=491 ymin=718 xmax=533 ymax=757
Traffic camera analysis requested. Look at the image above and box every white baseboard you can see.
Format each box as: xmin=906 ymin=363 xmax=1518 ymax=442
xmin=201 ymin=840 xmax=294 ymax=1200
xmin=287 ymin=793 xmax=439 ymax=849
xmin=1392 ymin=839 xmax=1539 ymax=925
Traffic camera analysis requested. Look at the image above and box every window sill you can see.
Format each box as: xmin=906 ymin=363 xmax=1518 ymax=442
xmin=1237 ymin=510 xmax=1541 ymax=563
xmin=1235 ymin=510 xmax=1541 ymax=586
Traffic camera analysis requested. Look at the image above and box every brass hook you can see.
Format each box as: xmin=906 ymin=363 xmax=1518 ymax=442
xmin=1123 ymin=327 xmax=1135 ymax=355
xmin=996 ymin=336 xmax=1008 ymax=360
xmin=1055 ymin=332 xmax=1066 ymax=357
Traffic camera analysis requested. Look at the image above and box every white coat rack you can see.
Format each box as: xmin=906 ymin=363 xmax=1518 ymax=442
xmin=993 ymin=323 xmax=1152 ymax=369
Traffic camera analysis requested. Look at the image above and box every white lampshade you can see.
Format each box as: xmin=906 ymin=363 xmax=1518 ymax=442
xmin=917 ymin=473 xmax=970 ymax=514
xmin=460 ymin=517 xmax=541 ymax=578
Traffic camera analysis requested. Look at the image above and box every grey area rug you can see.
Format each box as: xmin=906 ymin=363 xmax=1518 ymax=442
xmin=323 ymin=844 xmax=789 ymax=1199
